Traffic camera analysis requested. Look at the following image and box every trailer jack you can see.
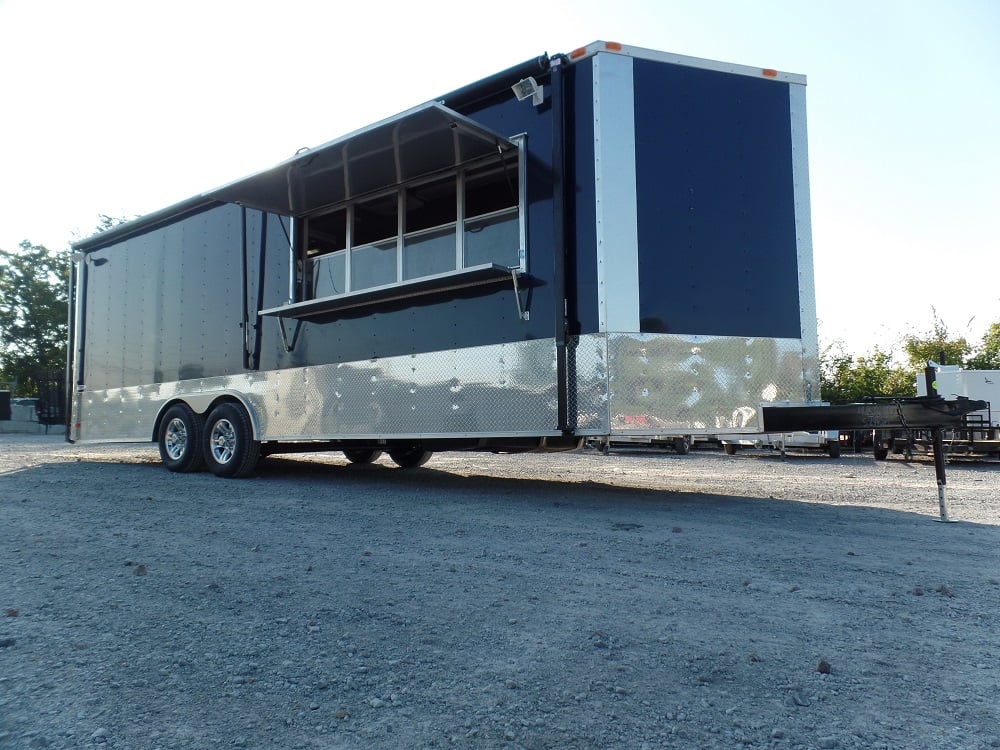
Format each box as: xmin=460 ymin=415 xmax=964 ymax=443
xmin=762 ymin=396 xmax=987 ymax=522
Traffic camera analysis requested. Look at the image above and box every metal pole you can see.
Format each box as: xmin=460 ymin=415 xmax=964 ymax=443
xmin=924 ymin=362 xmax=956 ymax=522
xmin=924 ymin=361 xmax=938 ymax=397
xmin=931 ymin=427 xmax=956 ymax=522
xmin=550 ymin=55 xmax=571 ymax=434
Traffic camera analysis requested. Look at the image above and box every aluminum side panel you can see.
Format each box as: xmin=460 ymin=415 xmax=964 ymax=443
xmin=76 ymin=339 xmax=563 ymax=442
xmin=75 ymin=334 xmax=810 ymax=442
xmin=604 ymin=333 xmax=810 ymax=434
xmin=569 ymin=334 xmax=611 ymax=434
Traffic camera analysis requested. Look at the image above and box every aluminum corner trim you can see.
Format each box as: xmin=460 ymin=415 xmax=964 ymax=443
xmin=593 ymin=53 xmax=640 ymax=334
xmin=788 ymin=82 xmax=819 ymax=400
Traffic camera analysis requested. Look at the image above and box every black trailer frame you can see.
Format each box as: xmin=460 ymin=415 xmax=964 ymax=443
xmin=763 ymin=392 xmax=988 ymax=521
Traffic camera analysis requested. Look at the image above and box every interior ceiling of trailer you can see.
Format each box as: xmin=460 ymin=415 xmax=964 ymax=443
xmin=208 ymin=102 xmax=516 ymax=216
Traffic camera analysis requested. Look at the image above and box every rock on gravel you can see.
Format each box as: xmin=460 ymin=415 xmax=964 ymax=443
xmin=2 ymin=435 xmax=1000 ymax=749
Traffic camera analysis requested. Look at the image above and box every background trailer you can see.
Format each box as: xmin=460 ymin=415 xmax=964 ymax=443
xmin=68 ymin=41 xmax=818 ymax=477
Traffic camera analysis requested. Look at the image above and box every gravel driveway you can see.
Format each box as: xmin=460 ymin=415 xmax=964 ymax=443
xmin=2 ymin=435 xmax=999 ymax=749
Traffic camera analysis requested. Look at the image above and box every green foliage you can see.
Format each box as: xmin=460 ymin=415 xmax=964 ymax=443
xmin=901 ymin=313 xmax=971 ymax=369
xmin=820 ymin=345 xmax=916 ymax=404
xmin=820 ymin=315 xmax=1000 ymax=404
xmin=966 ymin=322 xmax=1000 ymax=370
xmin=0 ymin=242 xmax=69 ymax=396
xmin=95 ymin=214 xmax=129 ymax=233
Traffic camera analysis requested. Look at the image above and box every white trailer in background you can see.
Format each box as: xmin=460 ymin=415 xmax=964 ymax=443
xmin=717 ymin=430 xmax=840 ymax=457
xmin=608 ymin=401 xmax=841 ymax=457
xmin=710 ymin=401 xmax=838 ymax=457
xmin=918 ymin=365 xmax=1000 ymax=421
xmin=869 ymin=364 xmax=1000 ymax=460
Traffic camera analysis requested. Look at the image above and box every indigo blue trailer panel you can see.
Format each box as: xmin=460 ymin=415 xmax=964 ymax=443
xmin=632 ymin=59 xmax=800 ymax=338
xmin=68 ymin=42 xmax=817 ymax=476
xmin=562 ymin=44 xmax=817 ymax=437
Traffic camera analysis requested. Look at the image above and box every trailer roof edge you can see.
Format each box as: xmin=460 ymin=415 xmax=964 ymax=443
xmin=568 ymin=40 xmax=806 ymax=85
xmin=72 ymin=195 xmax=223 ymax=252
xmin=73 ymin=42 xmax=805 ymax=253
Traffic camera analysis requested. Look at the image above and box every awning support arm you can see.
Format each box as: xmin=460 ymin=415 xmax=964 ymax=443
xmin=510 ymin=267 xmax=528 ymax=321
xmin=276 ymin=316 xmax=303 ymax=353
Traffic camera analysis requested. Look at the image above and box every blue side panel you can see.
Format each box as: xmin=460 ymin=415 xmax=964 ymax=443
xmin=633 ymin=60 xmax=801 ymax=338
xmin=461 ymin=95 xmax=556 ymax=342
xmin=256 ymin=96 xmax=560 ymax=370
xmin=567 ymin=61 xmax=600 ymax=335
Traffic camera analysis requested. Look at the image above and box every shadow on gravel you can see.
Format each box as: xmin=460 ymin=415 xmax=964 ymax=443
xmin=17 ymin=448 xmax=994 ymax=530
xmin=255 ymin=455 xmax=674 ymax=507
xmin=612 ymin=444 xmax=1000 ymax=468
xmin=5 ymin=441 xmax=999 ymax=529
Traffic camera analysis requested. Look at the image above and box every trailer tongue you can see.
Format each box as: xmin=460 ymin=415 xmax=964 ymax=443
xmin=761 ymin=396 xmax=987 ymax=433
xmin=762 ymin=395 xmax=988 ymax=521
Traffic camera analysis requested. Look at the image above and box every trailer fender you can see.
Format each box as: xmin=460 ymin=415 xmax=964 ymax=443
xmin=152 ymin=392 xmax=261 ymax=442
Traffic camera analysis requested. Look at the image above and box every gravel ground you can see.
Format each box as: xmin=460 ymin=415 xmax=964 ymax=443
xmin=1 ymin=434 xmax=999 ymax=750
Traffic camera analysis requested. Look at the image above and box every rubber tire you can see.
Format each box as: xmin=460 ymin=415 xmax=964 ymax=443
xmin=343 ymin=449 xmax=383 ymax=465
xmin=158 ymin=403 xmax=206 ymax=473
xmin=203 ymin=402 xmax=261 ymax=478
xmin=673 ymin=437 xmax=691 ymax=455
xmin=723 ymin=443 xmax=738 ymax=456
xmin=873 ymin=447 xmax=889 ymax=461
xmin=828 ymin=441 xmax=842 ymax=458
xmin=388 ymin=444 xmax=433 ymax=468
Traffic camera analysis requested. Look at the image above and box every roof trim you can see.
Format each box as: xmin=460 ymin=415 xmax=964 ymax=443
xmin=72 ymin=195 xmax=222 ymax=252
xmin=568 ymin=40 xmax=807 ymax=85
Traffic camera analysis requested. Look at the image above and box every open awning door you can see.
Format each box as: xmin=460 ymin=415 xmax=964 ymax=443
xmin=208 ymin=102 xmax=517 ymax=216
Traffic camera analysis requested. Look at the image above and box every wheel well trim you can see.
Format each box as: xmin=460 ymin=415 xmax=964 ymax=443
xmin=152 ymin=392 xmax=262 ymax=442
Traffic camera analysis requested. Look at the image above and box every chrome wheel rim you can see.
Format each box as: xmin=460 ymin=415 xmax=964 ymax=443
xmin=210 ymin=418 xmax=237 ymax=464
xmin=164 ymin=418 xmax=188 ymax=461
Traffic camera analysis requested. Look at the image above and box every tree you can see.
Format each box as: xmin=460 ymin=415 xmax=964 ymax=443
xmin=0 ymin=241 xmax=69 ymax=395
xmin=966 ymin=322 xmax=1000 ymax=370
xmin=819 ymin=313 xmax=1000 ymax=405
xmin=901 ymin=313 xmax=971 ymax=369
xmin=820 ymin=345 xmax=915 ymax=404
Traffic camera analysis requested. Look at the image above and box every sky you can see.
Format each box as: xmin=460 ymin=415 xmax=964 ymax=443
xmin=1 ymin=0 xmax=997 ymax=356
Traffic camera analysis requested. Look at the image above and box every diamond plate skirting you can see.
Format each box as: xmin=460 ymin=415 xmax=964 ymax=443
xmin=75 ymin=339 xmax=563 ymax=442
xmin=74 ymin=334 xmax=814 ymax=443
xmin=600 ymin=333 xmax=815 ymax=434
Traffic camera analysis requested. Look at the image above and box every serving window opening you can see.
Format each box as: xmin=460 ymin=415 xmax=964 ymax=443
xmin=302 ymin=146 xmax=523 ymax=303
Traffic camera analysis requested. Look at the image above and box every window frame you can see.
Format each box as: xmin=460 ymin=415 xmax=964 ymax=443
xmin=296 ymin=134 xmax=526 ymax=304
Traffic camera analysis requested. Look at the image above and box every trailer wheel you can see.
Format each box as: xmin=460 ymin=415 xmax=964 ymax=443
xmin=672 ymin=437 xmax=691 ymax=455
xmin=343 ymin=449 xmax=383 ymax=465
xmin=158 ymin=404 xmax=206 ymax=473
xmin=388 ymin=444 xmax=432 ymax=468
xmin=203 ymin=403 xmax=260 ymax=478
xmin=873 ymin=447 xmax=889 ymax=461
xmin=828 ymin=441 xmax=842 ymax=458
xmin=723 ymin=443 xmax=738 ymax=456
